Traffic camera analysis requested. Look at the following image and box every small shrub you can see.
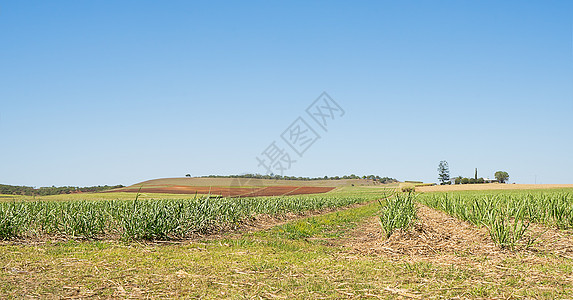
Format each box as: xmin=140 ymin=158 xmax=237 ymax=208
xmin=401 ymin=186 xmax=415 ymax=193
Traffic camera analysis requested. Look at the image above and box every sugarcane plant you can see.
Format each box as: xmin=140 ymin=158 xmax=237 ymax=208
xmin=378 ymin=191 xmax=417 ymax=238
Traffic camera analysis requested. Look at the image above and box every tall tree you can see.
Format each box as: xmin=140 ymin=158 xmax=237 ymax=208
xmin=475 ymin=168 xmax=478 ymax=180
xmin=494 ymin=171 xmax=510 ymax=183
xmin=438 ymin=160 xmax=450 ymax=185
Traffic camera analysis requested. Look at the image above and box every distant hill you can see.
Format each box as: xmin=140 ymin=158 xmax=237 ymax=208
xmin=129 ymin=177 xmax=394 ymax=188
xmin=107 ymin=176 xmax=399 ymax=197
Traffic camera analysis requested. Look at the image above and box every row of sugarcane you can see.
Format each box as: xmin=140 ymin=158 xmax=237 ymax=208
xmin=418 ymin=191 xmax=573 ymax=249
xmin=378 ymin=191 xmax=573 ymax=249
xmin=0 ymin=194 xmax=374 ymax=240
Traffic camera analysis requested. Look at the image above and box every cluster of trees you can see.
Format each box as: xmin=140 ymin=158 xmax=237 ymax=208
xmin=437 ymin=161 xmax=510 ymax=185
xmin=200 ymin=174 xmax=397 ymax=183
xmin=0 ymin=184 xmax=124 ymax=196
xmin=494 ymin=171 xmax=510 ymax=183
xmin=453 ymin=176 xmax=487 ymax=184
xmin=453 ymin=171 xmax=510 ymax=184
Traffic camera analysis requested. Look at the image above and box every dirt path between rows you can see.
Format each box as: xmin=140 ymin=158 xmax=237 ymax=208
xmin=342 ymin=203 xmax=573 ymax=280
xmin=343 ymin=204 xmax=501 ymax=263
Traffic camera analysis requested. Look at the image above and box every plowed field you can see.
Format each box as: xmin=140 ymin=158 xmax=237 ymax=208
xmin=109 ymin=185 xmax=335 ymax=197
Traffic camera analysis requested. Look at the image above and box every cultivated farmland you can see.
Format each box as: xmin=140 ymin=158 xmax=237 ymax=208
xmin=1 ymin=184 xmax=572 ymax=298
xmin=108 ymin=185 xmax=336 ymax=197
xmin=0 ymin=187 xmax=383 ymax=240
xmin=107 ymin=177 xmax=383 ymax=197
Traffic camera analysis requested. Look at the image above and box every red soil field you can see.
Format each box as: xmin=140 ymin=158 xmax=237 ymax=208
xmin=286 ymin=187 xmax=336 ymax=195
xmin=109 ymin=185 xmax=335 ymax=197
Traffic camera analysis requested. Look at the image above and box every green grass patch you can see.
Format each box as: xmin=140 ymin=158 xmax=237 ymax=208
xmin=263 ymin=201 xmax=379 ymax=240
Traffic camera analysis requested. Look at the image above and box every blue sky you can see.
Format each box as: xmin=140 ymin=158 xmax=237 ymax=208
xmin=1 ymin=1 xmax=572 ymax=186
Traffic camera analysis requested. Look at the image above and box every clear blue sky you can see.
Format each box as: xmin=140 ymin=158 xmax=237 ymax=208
xmin=1 ymin=1 xmax=572 ymax=187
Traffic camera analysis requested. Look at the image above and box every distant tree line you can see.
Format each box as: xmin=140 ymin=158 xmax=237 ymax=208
xmin=453 ymin=171 xmax=509 ymax=184
xmin=453 ymin=176 xmax=487 ymax=184
xmin=0 ymin=184 xmax=124 ymax=196
xmin=438 ymin=161 xmax=510 ymax=185
xmin=201 ymin=174 xmax=398 ymax=183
